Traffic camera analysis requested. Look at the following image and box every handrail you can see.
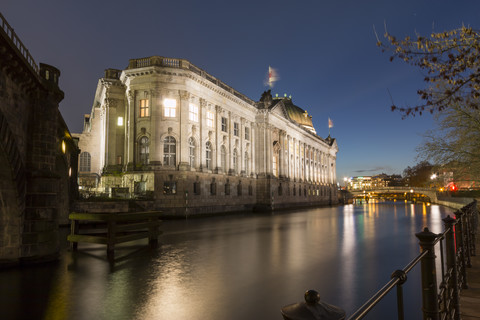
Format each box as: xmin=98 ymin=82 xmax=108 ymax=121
xmin=0 ymin=12 xmax=39 ymax=74
xmin=348 ymin=251 xmax=427 ymax=320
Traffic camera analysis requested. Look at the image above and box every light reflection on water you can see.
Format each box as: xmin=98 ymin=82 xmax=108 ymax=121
xmin=0 ymin=201 xmax=454 ymax=320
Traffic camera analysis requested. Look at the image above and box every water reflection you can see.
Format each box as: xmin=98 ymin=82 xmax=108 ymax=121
xmin=0 ymin=201 xmax=454 ymax=320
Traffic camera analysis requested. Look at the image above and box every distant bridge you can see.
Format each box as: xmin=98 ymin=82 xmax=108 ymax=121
xmin=347 ymin=187 xmax=439 ymax=203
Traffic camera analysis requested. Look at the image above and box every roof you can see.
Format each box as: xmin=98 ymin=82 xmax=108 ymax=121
xmin=281 ymin=98 xmax=314 ymax=128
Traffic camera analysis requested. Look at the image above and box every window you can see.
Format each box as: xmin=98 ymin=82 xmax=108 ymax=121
xmin=117 ymin=117 xmax=123 ymax=126
xmin=234 ymin=122 xmax=239 ymax=136
xmin=163 ymin=136 xmax=176 ymax=166
xmin=189 ymin=103 xmax=198 ymax=122
xmin=139 ymin=136 xmax=149 ymax=165
xmin=237 ymin=181 xmax=242 ymax=196
xmin=221 ymin=117 xmax=227 ymax=132
xmin=188 ymin=137 xmax=196 ymax=168
xmin=164 ymin=98 xmax=176 ymax=117
xmin=140 ymin=99 xmax=150 ymax=117
xmin=225 ymin=180 xmax=230 ymax=195
xmin=233 ymin=149 xmax=238 ymax=174
xmin=207 ymin=111 xmax=214 ymax=128
xmin=194 ymin=180 xmax=201 ymax=195
xmin=163 ymin=181 xmax=177 ymax=194
xmin=245 ymin=127 xmax=250 ymax=140
xmin=206 ymin=141 xmax=212 ymax=170
xmin=221 ymin=146 xmax=227 ymax=172
xmin=210 ymin=179 xmax=217 ymax=195
xmin=273 ymin=154 xmax=278 ymax=177
xmin=79 ymin=152 xmax=91 ymax=172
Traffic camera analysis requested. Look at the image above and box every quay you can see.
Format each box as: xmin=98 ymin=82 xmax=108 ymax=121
xmin=460 ymin=215 xmax=480 ymax=319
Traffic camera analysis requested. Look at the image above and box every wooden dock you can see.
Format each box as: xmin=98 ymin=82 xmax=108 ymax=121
xmin=67 ymin=211 xmax=162 ymax=258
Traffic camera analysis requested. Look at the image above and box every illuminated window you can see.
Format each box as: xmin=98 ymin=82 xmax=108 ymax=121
xmin=233 ymin=122 xmax=239 ymax=136
xmin=206 ymin=111 xmax=214 ymax=128
xmin=79 ymin=152 xmax=91 ymax=172
xmin=273 ymin=154 xmax=278 ymax=177
xmin=61 ymin=141 xmax=66 ymax=154
xmin=189 ymin=103 xmax=198 ymax=122
xmin=117 ymin=117 xmax=124 ymax=126
xmin=245 ymin=127 xmax=250 ymax=140
xmin=164 ymin=98 xmax=176 ymax=117
xmin=206 ymin=141 xmax=212 ymax=170
xmin=221 ymin=117 xmax=227 ymax=132
xmin=189 ymin=137 xmax=196 ymax=167
xmin=140 ymin=99 xmax=150 ymax=117
xmin=163 ymin=136 xmax=176 ymax=166
xmin=139 ymin=136 xmax=149 ymax=165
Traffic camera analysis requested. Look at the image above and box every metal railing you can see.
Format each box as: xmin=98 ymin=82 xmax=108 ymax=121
xmin=0 ymin=12 xmax=39 ymax=74
xmin=348 ymin=200 xmax=478 ymax=320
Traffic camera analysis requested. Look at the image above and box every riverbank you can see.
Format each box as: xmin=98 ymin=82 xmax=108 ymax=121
xmin=459 ymin=207 xmax=480 ymax=319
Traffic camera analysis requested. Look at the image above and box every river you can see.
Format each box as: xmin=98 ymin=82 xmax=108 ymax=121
xmin=0 ymin=200 xmax=454 ymax=320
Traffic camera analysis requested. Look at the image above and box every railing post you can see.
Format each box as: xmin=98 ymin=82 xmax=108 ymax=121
xmin=471 ymin=200 xmax=478 ymax=256
xmin=443 ymin=215 xmax=460 ymax=320
xmin=461 ymin=207 xmax=473 ymax=267
xmin=416 ymin=227 xmax=440 ymax=320
xmin=454 ymin=210 xmax=468 ymax=289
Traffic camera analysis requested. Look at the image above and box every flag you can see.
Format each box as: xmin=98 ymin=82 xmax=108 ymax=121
xmin=268 ymin=66 xmax=279 ymax=88
xmin=328 ymin=118 xmax=334 ymax=128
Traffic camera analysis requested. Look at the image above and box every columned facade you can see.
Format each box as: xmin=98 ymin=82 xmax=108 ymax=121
xmin=75 ymin=56 xmax=339 ymax=215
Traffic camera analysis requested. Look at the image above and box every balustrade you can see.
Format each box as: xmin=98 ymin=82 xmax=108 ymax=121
xmin=0 ymin=12 xmax=39 ymax=74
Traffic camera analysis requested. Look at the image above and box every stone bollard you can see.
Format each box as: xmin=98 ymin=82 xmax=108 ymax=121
xmin=281 ymin=290 xmax=346 ymax=320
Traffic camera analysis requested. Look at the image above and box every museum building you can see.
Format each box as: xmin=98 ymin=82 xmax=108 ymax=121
xmin=74 ymin=56 xmax=338 ymax=214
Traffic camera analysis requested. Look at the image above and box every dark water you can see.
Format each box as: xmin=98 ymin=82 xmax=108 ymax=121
xmin=0 ymin=201 xmax=454 ymax=320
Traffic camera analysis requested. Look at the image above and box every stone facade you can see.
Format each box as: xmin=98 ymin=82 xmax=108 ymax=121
xmin=0 ymin=13 xmax=79 ymax=266
xmin=75 ymin=56 xmax=338 ymax=215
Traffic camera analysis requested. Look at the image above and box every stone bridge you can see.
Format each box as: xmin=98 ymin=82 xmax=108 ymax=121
xmin=0 ymin=13 xmax=78 ymax=266
xmin=348 ymin=187 xmax=439 ymax=202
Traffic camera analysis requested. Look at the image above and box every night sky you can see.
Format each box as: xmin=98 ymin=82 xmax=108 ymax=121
xmin=3 ymin=1 xmax=480 ymax=181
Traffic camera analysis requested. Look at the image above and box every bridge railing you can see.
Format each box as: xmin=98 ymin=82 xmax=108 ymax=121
xmin=0 ymin=12 xmax=39 ymax=74
xmin=347 ymin=200 xmax=478 ymax=320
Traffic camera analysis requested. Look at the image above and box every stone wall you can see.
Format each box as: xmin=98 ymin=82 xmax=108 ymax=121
xmin=0 ymin=18 xmax=79 ymax=266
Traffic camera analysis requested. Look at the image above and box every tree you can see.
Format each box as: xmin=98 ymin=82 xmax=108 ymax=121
xmin=378 ymin=26 xmax=480 ymax=117
xmin=402 ymin=161 xmax=433 ymax=187
xmin=417 ymin=102 xmax=480 ymax=182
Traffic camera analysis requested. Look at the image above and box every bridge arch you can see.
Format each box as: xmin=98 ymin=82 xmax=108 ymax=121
xmin=0 ymin=109 xmax=26 ymax=262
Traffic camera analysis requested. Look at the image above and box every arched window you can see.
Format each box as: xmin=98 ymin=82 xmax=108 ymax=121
xmin=244 ymin=152 xmax=249 ymax=175
xmin=188 ymin=137 xmax=196 ymax=168
xmin=205 ymin=141 xmax=212 ymax=170
xmin=233 ymin=149 xmax=238 ymax=174
xmin=221 ymin=145 xmax=227 ymax=173
xmin=79 ymin=152 xmax=91 ymax=172
xmin=163 ymin=136 xmax=176 ymax=166
xmin=139 ymin=137 xmax=149 ymax=165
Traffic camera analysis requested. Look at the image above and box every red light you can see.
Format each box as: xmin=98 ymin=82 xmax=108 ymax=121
xmin=450 ymin=184 xmax=457 ymax=191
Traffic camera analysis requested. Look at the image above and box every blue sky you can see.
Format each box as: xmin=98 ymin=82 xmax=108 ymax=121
xmin=3 ymin=0 xmax=480 ymax=180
